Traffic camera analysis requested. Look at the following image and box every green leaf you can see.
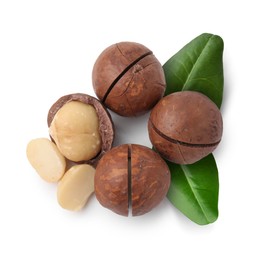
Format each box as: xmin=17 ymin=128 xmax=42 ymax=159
xmin=163 ymin=33 xmax=224 ymax=108
xmin=167 ymin=154 xmax=219 ymax=225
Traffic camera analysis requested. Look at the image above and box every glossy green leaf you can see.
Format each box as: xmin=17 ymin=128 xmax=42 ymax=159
xmin=167 ymin=154 xmax=219 ymax=225
xmin=163 ymin=33 xmax=224 ymax=108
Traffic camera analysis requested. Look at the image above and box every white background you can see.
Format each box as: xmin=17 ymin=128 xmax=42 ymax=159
xmin=0 ymin=0 xmax=259 ymax=259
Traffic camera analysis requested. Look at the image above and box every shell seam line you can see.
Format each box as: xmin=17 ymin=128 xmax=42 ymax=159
xmin=102 ymin=51 xmax=153 ymax=103
xmin=127 ymin=144 xmax=132 ymax=216
xmin=150 ymin=120 xmax=220 ymax=148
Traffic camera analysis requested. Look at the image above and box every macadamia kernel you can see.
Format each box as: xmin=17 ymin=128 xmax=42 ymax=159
xmin=26 ymin=138 xmax=66 ymax=182
xmin=49 ymin=101 xmax=102 ymax=162
xmin=57 ymin=164 xmax=95 ymax=211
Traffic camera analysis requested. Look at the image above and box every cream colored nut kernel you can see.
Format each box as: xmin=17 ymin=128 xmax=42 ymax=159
xmin=57 ymin=164 xmax=95 ymax=211
xmin=49 ymin=101 xmax=102 ymax=162
xmin=26 ymin=138 xmax=66 ymax=182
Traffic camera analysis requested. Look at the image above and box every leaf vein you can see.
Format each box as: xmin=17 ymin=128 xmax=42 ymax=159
xmin=182 ymin=35 xmax=214 ymax=90
xmin=171 ymin=71 xmax=186 ymax=85
xmin=175 ymin=58 xmax=190 ymax=75
xmin=181 ymin=165 xmax=211 ymax=223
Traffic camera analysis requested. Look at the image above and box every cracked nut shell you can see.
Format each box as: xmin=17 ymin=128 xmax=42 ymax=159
xmin=92 ymin=42 xmax=166 ymax=117
xmin=148 ymin=91 xmax=223 ymax=164
xmin=94 ymin=144 xmax=170 ymax=216
xmin=47 ymin=93 xmax=115 ymax=167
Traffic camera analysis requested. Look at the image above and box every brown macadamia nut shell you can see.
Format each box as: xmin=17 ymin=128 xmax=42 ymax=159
xmin=94 ymin=144 xmax=170 ymax=216
xmin=148 ymin=91 xmax=223 ymax=164
xmin=131 ymin=144 xmax=170 ymax=216
xmin=94 ymin=145 xmax=129 ymax=216
xmin=48 ymin=93 xmax=115 ymax=167
xmin=92 ymin=42 xmax=166 ymax=117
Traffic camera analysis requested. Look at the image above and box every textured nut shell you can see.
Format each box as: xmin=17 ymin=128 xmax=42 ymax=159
xmin=94 ymin=145 xmax=129 ymax=216
xmin=48 ymin=93 xmax=114 ymax=167
xmin=148 ymin=120 xmax=215 ymax=164
xmin=105 ymin=54 xmax=166 ymax=117
xmin=131 ymin=144 xmax=170 ymax=216
xmin=94 ymin=144 xmax=170 ymax=216
xmin=148 ymin=91 xmax=223 ymax=164
xmin=92 ymin=42 xmax=150 ymax=100
xmin=92 ymin=42 xmax=166 ymax=116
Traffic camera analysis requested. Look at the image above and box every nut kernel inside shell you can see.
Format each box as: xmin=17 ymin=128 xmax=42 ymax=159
xmin=49 ymin=101 xmax=102 ymax=162
xmin=47 ymin=93 xmax=115 ymax=167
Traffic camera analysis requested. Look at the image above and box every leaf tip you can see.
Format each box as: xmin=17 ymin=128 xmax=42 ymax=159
xmin=202 ymin=32 xmax=224 ymax=48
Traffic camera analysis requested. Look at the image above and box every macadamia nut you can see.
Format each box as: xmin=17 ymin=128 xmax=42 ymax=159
xmin=92 ymin=42 xmax=166 ymax=117
xmin=95 ymin=144 xmax=170 ymax=216
xmin=57 ymin=164 xmax=95 ymax=211
xmin=49 ymin=101 xmax=102 ymax=162
xmin=148 ymin=91 xmax=223 ymax=164
xmin=26 ymin=138 xmax=66 ymax=182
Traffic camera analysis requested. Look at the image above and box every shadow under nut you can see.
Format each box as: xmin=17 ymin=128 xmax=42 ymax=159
xmin=47 ymin=93 xmax=115 ymax=167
